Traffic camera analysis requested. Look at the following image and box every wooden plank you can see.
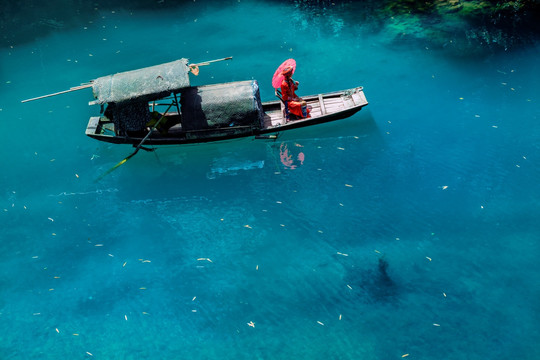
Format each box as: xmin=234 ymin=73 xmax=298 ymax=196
xmin=318 ymin=94 xmax=327 ymax=115
xmin=310 ymin=109 xmax=322 ymax=118
xmin=326 ymin=103 xmax=344 ymax=111
xmin=343 ymin=96 xmax=355 ymax=108
xmin=85 ymin=116 xmax=100 ymax=135
xmin=270 ymin=112 xmax=283 ymax=123
xmin=324 ymin=98 xmax=343 ymax=105
xmin=310 ymin=104 xmax=321 ymax=112
xmin=354 ymin=91 xmax=368 ymax=105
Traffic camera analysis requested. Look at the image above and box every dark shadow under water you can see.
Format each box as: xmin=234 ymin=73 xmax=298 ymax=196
xmin=344 ymin=256 xmax=399 ymax=304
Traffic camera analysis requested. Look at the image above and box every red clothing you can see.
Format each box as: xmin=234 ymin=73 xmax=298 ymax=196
xmin=281 ymin=78 xmax=298 ymax=102
xmin=281 ymin=78 xmax=310 ymax=118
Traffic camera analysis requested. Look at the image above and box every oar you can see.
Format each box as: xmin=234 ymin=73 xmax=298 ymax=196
xmin=95 ymin=103 xmax=173 ymax=182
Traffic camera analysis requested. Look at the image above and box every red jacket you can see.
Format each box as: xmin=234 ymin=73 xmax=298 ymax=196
xmin=281 ymin=78 xmax=298 ymax=101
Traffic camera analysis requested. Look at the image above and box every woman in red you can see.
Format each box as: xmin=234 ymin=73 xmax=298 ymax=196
xmin=280 ymin=66 xmax=310 ymax=119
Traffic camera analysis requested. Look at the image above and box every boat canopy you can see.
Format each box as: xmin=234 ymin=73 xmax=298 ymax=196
xmin=180 ymin=80 xmax=264 ymax=130
xmin=91 ymin=59 xmax=190 ymax=104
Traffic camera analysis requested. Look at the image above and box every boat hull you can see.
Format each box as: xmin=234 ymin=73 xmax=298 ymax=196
xmin=86 ymin=87 xmax=368 ymax=145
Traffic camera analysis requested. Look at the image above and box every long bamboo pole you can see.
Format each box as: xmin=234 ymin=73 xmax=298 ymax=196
xmin=21 ymin=83 xmax=93 ymax=103
xmin=189 ymin=56 xmax=233 ymax=67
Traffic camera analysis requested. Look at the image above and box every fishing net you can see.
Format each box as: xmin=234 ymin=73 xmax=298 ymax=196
xmin=92 ymin=59 xmax=190 ymax=104
xmin=180 ymin=80 xmax=263 ymax=131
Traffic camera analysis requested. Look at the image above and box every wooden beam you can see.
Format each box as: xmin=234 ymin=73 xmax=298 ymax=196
xmin=318 ymin=94 xmax=327 ymax=115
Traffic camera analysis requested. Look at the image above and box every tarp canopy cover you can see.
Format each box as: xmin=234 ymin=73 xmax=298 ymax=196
xmin=104 ymin=101 xmax=151 ymax=134
xmin=180 ymin=80 xmax=263 ymax=131
xmin=92 ymin=59 xmax=190 ymax=104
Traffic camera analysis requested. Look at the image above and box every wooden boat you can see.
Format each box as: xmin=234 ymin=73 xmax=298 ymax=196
xmin=23 ymin=58 xmax=368 ymax=146
xmin=86 ymin=84 xmax=368 ymax=145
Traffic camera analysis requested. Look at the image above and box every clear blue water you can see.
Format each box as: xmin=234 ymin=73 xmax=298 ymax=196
xmin=1 ymin=2 xmax=539 ymax=359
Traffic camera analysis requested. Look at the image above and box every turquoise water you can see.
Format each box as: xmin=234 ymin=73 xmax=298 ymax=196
xmin=1 ymin=2 xmax=539 ymax=359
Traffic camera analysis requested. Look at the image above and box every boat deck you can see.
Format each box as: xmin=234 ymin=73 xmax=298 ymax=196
xmin=262 ymin=87 xmax=367 ymax=129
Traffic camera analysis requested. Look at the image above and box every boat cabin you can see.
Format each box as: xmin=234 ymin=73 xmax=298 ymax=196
xmin=92 ymin=80 xmax=264 ymax=143
xmin=87 ymin=58 xmax=267 ymax=144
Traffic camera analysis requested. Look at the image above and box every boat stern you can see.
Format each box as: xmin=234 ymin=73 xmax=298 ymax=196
xmin=85 ymin=116 xmax=121 ymax=143
xmin=85 ymin=116 xmax=101 ymax=136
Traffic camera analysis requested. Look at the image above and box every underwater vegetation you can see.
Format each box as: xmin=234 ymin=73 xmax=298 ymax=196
xmin=289 ymin=0 xmax=540 ymax=55
xmin=1 ymin=0 xmax=539 ymax=55
xmin=380 ymin=0 xmax=540 ymax=53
